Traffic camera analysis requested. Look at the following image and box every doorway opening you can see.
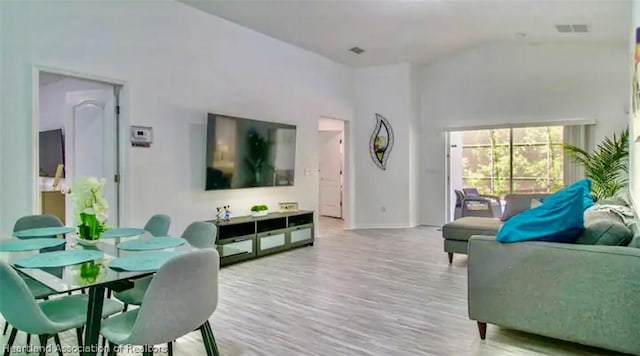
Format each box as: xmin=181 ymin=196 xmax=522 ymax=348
xmin=318 ymin=117 xmax=345 ymax=235
xmin=35 ymin=70 xmax=123 ymax=227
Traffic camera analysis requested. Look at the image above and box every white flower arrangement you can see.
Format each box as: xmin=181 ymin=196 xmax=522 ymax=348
xmin=72 ymin=177 xmax=108 ymax=240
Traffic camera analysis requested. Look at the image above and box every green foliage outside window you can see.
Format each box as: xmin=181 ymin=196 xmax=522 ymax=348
xmin=462 ymin=126 xmax=564 ymax=198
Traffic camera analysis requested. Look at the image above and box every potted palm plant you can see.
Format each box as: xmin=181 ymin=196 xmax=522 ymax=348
xmin=563 ymin=128 xmax=629 ymax=201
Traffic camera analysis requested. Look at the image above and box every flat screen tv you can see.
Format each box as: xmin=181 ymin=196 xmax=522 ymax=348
xmin=206 ymin=113 xmax=296 ymax=190
xmin=39 ymin=129 xmax=65 ymax=177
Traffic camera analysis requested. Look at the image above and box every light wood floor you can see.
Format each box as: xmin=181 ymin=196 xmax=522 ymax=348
xmin=1 ymin=217 xmax=620 ymax=355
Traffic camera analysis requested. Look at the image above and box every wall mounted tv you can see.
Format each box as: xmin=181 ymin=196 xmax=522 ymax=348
xmin=206 ymin=113 xmax=297 ymax=190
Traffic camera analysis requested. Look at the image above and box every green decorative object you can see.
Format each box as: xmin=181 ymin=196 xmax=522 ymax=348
xmin=563 ymin=128 xmax=629 ymax=201
xmin=251 ymin=204 xmax=269 ymax=217
xmin=78 ymin=212 xmax=105 ymax=240
xmin=78 ymin=261 xmax=103 ymax=284
xmin=72 ymin=177 xmax=109 ymax=240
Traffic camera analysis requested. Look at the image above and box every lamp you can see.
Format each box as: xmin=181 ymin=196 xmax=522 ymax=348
xmin=216 ymin=143 xmax=229 ymax=161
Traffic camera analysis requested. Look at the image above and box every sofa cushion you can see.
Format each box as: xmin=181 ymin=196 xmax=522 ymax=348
xmin=442 ymin=217 xmax=502 ymax=242
xmin=497 ymin=183 xmax=585 ymax=243
xmin=501 ymin=193 xmax=550 ymax=221
xmin=576 ymin=211 xmax=632 ymax=245
xmin=628 ymin=223 xmax=640 ymax=248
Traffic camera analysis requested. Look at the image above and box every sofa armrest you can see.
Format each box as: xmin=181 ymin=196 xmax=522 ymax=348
xmin=468 ymin=235 xmax=640 ymax=354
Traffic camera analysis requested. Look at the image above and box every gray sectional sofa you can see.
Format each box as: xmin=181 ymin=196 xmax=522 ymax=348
xmin=442 ymin=193 xmax=549 ymax=263
xmin=468 ymin=227 xmax=640 ymax=354
xmin=448 ymin=193 xmax=640 ymax=354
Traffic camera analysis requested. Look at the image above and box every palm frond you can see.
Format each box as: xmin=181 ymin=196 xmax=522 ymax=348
xmin=563 ymin=128 xmax=629 ymax=200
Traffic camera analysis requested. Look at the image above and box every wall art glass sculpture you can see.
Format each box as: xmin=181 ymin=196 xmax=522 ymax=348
xmin=369 ymin=113 xmax=394 ymax=170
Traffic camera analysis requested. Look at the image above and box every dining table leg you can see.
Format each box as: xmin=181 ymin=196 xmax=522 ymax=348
xmin=81 ymin=285 xmax=105 ymax=356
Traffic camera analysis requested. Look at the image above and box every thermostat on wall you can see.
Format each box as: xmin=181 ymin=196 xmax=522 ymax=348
xmin=131 ymin=126 xmax=152 ymax=147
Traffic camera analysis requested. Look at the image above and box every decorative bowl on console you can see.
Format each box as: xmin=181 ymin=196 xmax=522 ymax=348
xmin=251 ymin=205 xmax=268 ymax=217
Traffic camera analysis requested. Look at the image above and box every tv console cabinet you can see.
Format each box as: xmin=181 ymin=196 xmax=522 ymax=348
xmin=208 ymin=210 xmax=314 ymax=266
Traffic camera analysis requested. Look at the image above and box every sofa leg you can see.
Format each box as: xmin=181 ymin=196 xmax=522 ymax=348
xmin=477 ymin=322 xmax=487 ymax=340
xmin=447 ymin=253 xmax=453 ymax=264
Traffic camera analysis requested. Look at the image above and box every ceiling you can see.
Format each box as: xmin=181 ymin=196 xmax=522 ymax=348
xmin=181 ymin=0 xmax=631 ymax=67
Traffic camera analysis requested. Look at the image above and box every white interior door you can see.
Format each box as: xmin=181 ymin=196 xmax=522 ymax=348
xmin=66 ymin=88 xmax=118 ymax=227
xmin=319 ymin=131 xmax=342 ymax=218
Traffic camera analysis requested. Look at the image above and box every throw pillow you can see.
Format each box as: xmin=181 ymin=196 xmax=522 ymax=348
xmin=576 ymin=211 xmax=632 ymax=245
xmin=540 ymin=178 xmax=594 ymax=211
xmin=530 ymin=199 xmax=542 ymax=209
xmin=497 ymin=183 xmax=585 ymax=243
xmin=501 ymin=193 xmax=550 ymax=221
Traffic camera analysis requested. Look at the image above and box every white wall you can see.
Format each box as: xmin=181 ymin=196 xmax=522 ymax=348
xmin=420 ymin=43 xmax=630 ymax=226
xmin=0 ymin=0 xmax=3 ymax=225
xmin=408 ymin=64 xmax=421 ymax=227
xmin=447 ymin=132 xmax=464 ymax=220
xmin=354 ymin=63 xmax=419 ymax=228
xmin=632 ymin=0 xmax=640 ymax=211
xmin=0 ymin=1 xmax=353 ymax=236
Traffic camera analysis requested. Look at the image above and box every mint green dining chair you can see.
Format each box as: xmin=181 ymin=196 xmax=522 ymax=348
xmin=0 ymin=261 xmax=124 ymax=356
xmin=13 ymin=214 xmax=65 ymax=238
xmin=181 ymin=221 xmax=217 ymax=249
xmin=101 ymin=249 xmax=220 ymax=356
xmin=143 ymin=214 xmax=171 ymax=237
xmin=3 ymin=214 xmax=65 ymax=343
xmin=112 ymin=221 xmax=216 ymax=310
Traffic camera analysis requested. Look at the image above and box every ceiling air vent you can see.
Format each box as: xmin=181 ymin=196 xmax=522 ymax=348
xmin=555 ymin=24 xmax=590 ymax=33
xmin=349 ymin=47 xmax=365 ymax=54
xmin=571 ymin=24 xmax=590 ymax=33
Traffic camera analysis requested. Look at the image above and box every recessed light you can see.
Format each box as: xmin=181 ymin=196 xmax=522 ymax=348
xmin=349 ymin=47 xmax=365 ymax=54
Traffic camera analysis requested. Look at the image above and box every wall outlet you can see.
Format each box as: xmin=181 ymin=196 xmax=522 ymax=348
xmin=304 ymin=168 xmax=311 ymax=176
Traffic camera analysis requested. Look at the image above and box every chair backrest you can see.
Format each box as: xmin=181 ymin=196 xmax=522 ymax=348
xmin=0 ymin=262 xmax=57 ymax=335
xmin=144 ymin=214 xmax=171 ymax=237
xmin=454 ymin=190 xmax=465 ymax=208
xmin=182 ymin=221 xmax=217 ymax=248
xmin=126 ymin=249 xmax=220 ymax=346
xmin=463 ymin=188 xmax=480 ymax=196
xmin=13 ymin=214 xmax=63 ymax=239
xmin=14 ymin=214 xmax=65 ymax=253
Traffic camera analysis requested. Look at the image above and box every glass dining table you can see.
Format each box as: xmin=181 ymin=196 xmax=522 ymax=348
xmin=1 ymin=229 xmax=197 ymax=356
